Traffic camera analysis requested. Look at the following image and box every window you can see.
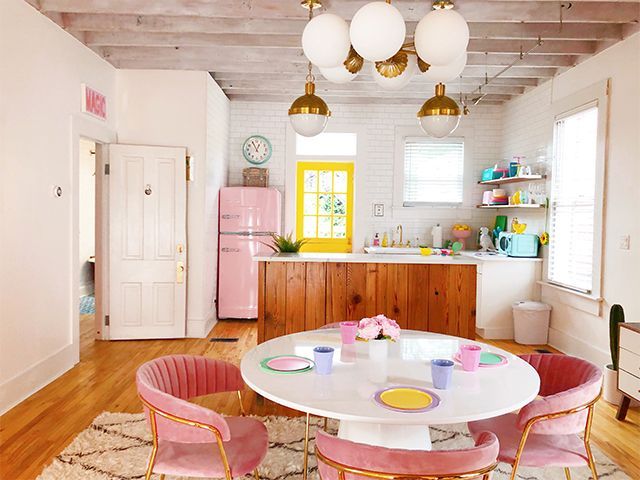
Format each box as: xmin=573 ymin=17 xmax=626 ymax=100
xmin=402 ymin=137 xmax=464 ymax=205
xmin=296 ymin=162 xmax=353 ymax=253
xmin=548 ymin=105 xmax=598 ymax=293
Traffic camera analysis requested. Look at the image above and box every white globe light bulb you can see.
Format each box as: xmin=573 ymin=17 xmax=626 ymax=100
xmin=422 ymin=52 xmax=467 ymax=83
xmin=302 ymin=14 xmax=351 ymax=68
xmin=419 ymin=115 xmax=461 ymax=138
xmin=350 ymin=2 xmax=406 ymax=62
xmin=371 ymin=55 xmax=417 ymax=91
xmin=414 ymin=9 xmax=469 ymax=66
xmin=320 ymin=65 xmax=359 ymax=83
xmin=290 ymin=114 xmax=329 ymax=137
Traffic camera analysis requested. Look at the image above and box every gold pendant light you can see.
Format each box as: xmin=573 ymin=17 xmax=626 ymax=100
xmin=417 ymin=83 xmax=462 ymax=138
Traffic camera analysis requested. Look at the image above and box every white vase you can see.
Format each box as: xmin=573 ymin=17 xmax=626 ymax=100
xmin=603 ymin=364 xmax=622 ymax=405
xmin=368 ymin=339 xmax=389 ymax=362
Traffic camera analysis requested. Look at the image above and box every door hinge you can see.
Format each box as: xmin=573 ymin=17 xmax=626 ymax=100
xmin=185 ymin=155 xmax=193 ymax=182
xmin=104 ymin=163 xmax=110 ymax=175
xmin=104 ymin=314 xmax=110 ymax=326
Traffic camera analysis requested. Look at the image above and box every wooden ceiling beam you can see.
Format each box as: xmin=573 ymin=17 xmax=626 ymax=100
xmin=97 ymin=46 xmax=576 ymax=68
xmin=57 ymin=14 xmax=626 ymax=41
xmin=83 ymin=31 xmax=597 ymax=55
xmin=225 ymin=93 xmax=506 ymax=105
xmin=36 ymin=0 xmax=640 ymax=23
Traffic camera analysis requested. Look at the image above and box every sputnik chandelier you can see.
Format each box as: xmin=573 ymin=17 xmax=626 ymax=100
xmin=288 ymin=0 xmax=470 ymax=138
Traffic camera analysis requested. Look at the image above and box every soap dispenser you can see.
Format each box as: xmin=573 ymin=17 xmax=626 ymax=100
xmin=381 ymin=232 xmax=389 ymax=247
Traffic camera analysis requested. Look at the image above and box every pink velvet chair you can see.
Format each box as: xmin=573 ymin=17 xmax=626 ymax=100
xmin=315 ymin=429 xmax=500 ymax=480
xmin=468 ymin=354 xmax=602 ymax=480
xmin=136 ymin=355 xmax=268 ymax=480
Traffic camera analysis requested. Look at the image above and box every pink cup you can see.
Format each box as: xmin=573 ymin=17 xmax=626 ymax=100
xmin=460 ymin=344 xmax=482 ymax=372
xmin=339 ymin=321 xmax=358 ymax=345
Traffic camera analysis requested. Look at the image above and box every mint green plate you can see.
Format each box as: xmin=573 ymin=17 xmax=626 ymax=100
xmin=480 ymin=352 xmax=507 ymax=365
xmin=259 ymin=355 xmax=315 ymax=375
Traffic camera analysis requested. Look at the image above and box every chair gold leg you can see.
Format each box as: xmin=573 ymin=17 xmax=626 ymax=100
xmin=253 ymin=468 xmax=260 ymax=480
xmin=145 ymin=412 xmax=159 ymax=480
xmin=237 ymin=390 xmax=246 ymax=416
xmin=564 ymin=467 xmax=571 ymax=480
xmin=159 ymin=475 xmax=165 ymax=480
xmin=303 ymin=413 xmax=311 ymax=480
xmin=584 ymin=405 xmax=599 ymax=480
xmin=323 ymin=417 xmax=328 ymax=431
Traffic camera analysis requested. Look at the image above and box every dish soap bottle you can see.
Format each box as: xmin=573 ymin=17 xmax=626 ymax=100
xmin=372 ymin=233 xmax=380 ymax=247
xmin=381 ymin=232 xmax=389 ymax=247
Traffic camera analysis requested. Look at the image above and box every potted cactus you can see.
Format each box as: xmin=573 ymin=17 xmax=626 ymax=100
xmin=603 ymin=304 xmax=626 ymax=404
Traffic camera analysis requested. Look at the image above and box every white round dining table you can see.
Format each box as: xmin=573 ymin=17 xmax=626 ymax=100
xmin=240 ymin=329 xmax=540 ymax=451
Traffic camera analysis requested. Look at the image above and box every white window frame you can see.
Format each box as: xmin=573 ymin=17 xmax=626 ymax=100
xmin=393 ymin=126 xmax=474 ymax=212
xmin=544 ymin=79 xmax=609 ymax=299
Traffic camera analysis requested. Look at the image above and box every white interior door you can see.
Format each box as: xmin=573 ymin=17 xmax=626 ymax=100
xmin=106 ymin=144 xmax=187 ymax=339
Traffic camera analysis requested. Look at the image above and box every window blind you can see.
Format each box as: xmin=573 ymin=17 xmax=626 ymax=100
xmin=403 ymin=137 xmax=464 ymax=205
xmin=548 ymin=105 xmax=598 ymax=293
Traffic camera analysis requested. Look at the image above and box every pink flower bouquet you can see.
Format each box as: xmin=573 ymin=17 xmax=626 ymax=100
xmin=357 ymin=314 xmax=401 ymax=341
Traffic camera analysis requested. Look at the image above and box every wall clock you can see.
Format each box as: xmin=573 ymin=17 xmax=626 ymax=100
xmin=242 ymin=135 xmax=273 ymax=165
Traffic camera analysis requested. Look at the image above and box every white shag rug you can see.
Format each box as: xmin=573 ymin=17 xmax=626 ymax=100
xmin=38 ymin=412 xmax=628 ymax=480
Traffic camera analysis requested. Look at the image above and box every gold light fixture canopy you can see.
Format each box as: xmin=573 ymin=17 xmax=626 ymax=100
xmin=288 ymin=80 xmax=331 ymax=117
xmin=417 ymin=83 xmax=462 ymax=138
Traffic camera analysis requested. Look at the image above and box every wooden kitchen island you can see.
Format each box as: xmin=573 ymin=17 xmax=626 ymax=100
xmin=255 ymin=253 xmax=477 ymax=343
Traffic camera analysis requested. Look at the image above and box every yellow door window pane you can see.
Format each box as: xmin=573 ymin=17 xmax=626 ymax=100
xmin=303 ymin=216 xmax=317 ymax=237
xmin=303 ymin=193 xmax=318 ymax=215
xmin=319 ymin=170 xmax=333 ymax=192
xmin=304 ymin=170 xmax=318 ymax=192
xmin=318 ymin=216 xmax=332 ymax=238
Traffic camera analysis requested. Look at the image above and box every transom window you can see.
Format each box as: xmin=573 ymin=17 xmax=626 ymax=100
xmin=296 ymin=161 xmax=353 ymax=253
xmin=402 ymin=137 xmax=464 ymax=206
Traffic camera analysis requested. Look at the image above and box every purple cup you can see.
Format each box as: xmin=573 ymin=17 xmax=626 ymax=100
xmin=460 ymin=344 xmax=482 ymax=372
xmin=313 ymin=346 xmax=335 ymax=375
xmin=431 ymin=359 xmax=454 ymax=390
xmin=340 ymin=321 xmax=358 ymax=344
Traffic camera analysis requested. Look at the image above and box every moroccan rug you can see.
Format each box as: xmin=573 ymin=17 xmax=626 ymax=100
xmin=38 ymin=413 xmax=628 ymax=480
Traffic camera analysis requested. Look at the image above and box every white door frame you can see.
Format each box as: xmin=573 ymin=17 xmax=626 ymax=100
xmin=71 ymin=115 xmax=116 ymax=359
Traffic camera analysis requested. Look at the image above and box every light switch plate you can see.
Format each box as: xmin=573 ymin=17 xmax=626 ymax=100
xmin=373 ymin=203 xmax=384 ymax=217
xmin=619 ymin=235 xmax=630 ymax=250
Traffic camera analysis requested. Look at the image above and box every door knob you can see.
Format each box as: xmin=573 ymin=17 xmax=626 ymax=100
xmin=145 ymin=184 xmax=152 ymax=195
xmin=176 ymin=261 xmax=185 ymax=283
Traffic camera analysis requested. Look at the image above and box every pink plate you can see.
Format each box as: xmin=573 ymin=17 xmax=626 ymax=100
xmin=266 ymin=356 xmax=313 ymax=372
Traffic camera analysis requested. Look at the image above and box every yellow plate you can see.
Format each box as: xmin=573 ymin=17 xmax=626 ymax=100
xmin=379 ymin=388 xmax=433 ymax=410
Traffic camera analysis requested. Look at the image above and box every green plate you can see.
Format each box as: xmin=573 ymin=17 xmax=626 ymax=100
xmin=480 ymin=352 xmax=505 ymax=365
xmin=259 ymin=355 xmax=315 ymax=375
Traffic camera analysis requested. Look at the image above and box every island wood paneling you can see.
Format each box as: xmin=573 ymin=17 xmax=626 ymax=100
xmin=258 ymin=261 xmax=476 ymax=342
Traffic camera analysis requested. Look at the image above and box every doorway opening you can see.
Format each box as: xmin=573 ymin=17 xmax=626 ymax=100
xmin=78 ymin=137 xmax=98 ymax=357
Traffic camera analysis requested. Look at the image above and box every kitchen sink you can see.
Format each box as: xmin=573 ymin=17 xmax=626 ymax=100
xmin=364 ymin=247 xmax=421 ymax=255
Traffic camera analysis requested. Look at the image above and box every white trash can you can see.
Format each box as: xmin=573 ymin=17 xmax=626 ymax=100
xmin=513 ymin=301 xmax=551 ymax=345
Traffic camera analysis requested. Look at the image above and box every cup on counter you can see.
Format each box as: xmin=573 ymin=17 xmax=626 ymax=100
xmin=431 ymin=359 xmax=454 ymax=390
xmin=339 ymin=321 xmax=358 ymax=345
xmin=459 ymin=344 xmax=482 ymax=372
xmin=313 ymin=346 xmax=335 ymax=375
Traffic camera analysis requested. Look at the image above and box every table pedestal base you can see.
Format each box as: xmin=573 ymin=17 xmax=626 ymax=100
xmin=337 ymin=421 xmax=432 ymax=450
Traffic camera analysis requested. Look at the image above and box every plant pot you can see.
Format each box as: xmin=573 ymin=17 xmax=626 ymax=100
xmin=368 ymin=339 xmax=389 ymax=362
xmin=602 ymin=364 xmax=622 ymax=405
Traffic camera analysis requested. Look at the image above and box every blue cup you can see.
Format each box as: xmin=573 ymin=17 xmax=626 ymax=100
xmin=313 ymin=346 xmax=335 ymax=375
xmin=431 ymin=359 xmax=454 ymax=390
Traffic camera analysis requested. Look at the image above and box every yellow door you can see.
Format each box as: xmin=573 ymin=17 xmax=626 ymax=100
xmin=296 ymin=161 xmax=354 ymax=253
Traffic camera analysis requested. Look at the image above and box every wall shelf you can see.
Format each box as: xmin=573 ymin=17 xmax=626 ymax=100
xmin=478 ymin=175 xmax=546 ymax=186
xmin=476 ymin=204 xmax=546 ymax=209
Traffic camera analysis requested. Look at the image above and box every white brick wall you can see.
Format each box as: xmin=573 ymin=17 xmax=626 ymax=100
xmin=229 ymin=101 xmax=503 ymax=248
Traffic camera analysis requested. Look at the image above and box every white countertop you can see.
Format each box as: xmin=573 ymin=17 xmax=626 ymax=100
xmin=253 ymin=251 xmax=542 ymax=264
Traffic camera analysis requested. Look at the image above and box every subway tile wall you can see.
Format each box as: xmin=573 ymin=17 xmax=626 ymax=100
xmin=228 ymin=101 xmax=505 ymax=249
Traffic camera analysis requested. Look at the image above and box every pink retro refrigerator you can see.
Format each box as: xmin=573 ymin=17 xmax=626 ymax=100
xmin=217 ymin=187 xmax=281 ymax=319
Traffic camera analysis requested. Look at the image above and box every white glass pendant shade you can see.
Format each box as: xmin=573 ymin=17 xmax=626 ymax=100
xmin=414 ymin=9 xmax=469 ymax=66
xmin=371 ymin=54 xmax=417 ymax=90
xmin=290 ymin=114 xmax=329 ymax=137
xmin=320 ymin=64 xmax=358 ymax=83
xmin=350 ymin=2 xmax=406 ymax=62
xmin=422 ymin=52 xmax=467 ymax=82
xmin=419 ymin=115 xmax=461 ymax=138
xmin=302 ymin=14 xmax=351 ymax=67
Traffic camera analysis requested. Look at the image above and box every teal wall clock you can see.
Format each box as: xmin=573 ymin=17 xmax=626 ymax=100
xmin=242 ymin=135 xmax=273 ymax=165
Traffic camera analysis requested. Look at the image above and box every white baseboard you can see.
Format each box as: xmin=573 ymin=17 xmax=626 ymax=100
xmin=0 ymin=343 xmax=77 ymax=415
xmin=186 ymin=306 xmax=218 ymax=338
xmin=476 ymin=326 xmax=514 ymax=340
xmin=548 ymin=327 xmax=610 ymax=366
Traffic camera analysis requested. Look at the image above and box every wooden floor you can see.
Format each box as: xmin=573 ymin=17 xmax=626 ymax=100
xmin=1 ymin=317 xmax=639 ymax=479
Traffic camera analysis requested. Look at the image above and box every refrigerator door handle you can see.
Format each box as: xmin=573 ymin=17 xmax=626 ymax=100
xmin=221 ymin=214 xmax=240 ymax=219
xmin=221 ymin=247 xmax=241 ymax=253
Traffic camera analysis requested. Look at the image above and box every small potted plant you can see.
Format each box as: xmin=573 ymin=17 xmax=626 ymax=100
xmin=357 ymin=314 xmax=401 ymax=361
xmin=264 ymin=232 xmax=308 ymax=253
xmin=603 ymin=304 xmax=625 ymax=404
